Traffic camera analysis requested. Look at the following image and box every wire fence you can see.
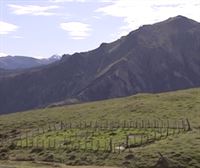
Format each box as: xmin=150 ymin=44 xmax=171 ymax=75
xmin=0 ymin=119 xmax=191 ymax=153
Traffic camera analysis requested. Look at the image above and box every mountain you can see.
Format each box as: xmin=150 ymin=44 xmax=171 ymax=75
xmin=0 ymin=15 xmax=200 ymax=114
xmin=0 ymin=55 xmax=61 ymax=70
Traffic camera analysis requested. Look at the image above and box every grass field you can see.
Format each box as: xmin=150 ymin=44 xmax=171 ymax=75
xmin=0 ymin=160 xmax=118 ymax=168
xmin=0 ymin=88 xmax=200 ymax=168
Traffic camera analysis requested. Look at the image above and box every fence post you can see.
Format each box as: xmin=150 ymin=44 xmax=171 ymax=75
xmin=31 ymin=139 xmax=33 ymax=148
xmin=142 ymin=120 xmax=144 ymax=128
xmin=129 ymin=121 xmax=132 ymax=128
xmin=53 ymin=139 xmax=56 ymax=149
xmin=166 ymin=127 xmax=169 ymax=137
xmin=173 ymin=126 xmax=175 ymax=135
xmin=20 ymin=135 xmax=23 ymax=148
xmin=123 ymin=120 xmax=126 ymax=129
xmin=109 ymin=138 xmax=113 ymax=152
xmin=84 ymin=139 xmax=87 ymax=151
xmin=167 ymin=120 xmax=169 ymax=129
xmin=126 ymin=135 xmax=129 ymax=148
xmin=146 ymin=134 xmax=149 ymax=143
xmin=134 ymin=135 xmax=136 ymax=145
xmin=181 ymin=119 xmax=185 ymax=131
xmin=60 ymin=121 xmax=63 ymax=130
xmin=186 ymin=119 xmax=191 ymax=131
xmin=104 ymin=141 xmax=107 ymax=152
xmin=25 ymin=132 xmax=28 ymax=148
xmin=78 ymin=140 xmax=80 ymax=151
xmin=91 ymin=139 xmax=93 ymax=151
xmin=97 ymin=140 xmax=100 ymax=151
xmin=113 ymin=143 xmax=116 ymax=153
xmin=154 ymin=129 xmax=157 ymax=140
xmin=136 ymin=120 xmax=138 ymax=128
xmin=36 ymin=138 xmax=39 ymax=148
xmin=48 ymin=139 xmax=51 ymax=149
xmin=42 ymin=139 xmax=44 ymax=148
xmin=48 ymin=124 xmax=51 ymax=131
xmin=177 ymin=121 xmax=180 ymax=134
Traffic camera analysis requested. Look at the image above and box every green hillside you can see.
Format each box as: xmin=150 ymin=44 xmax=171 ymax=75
xmin=0 ymin=88 xmax=200 ymax=168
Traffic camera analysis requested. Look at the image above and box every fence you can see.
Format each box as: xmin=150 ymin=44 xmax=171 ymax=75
xmin=21 ymin=118 xmax=191 ymax=134
xmin=1 ymin=119 xmax=191 ymax=153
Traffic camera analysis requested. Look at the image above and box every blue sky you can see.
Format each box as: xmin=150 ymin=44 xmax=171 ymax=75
xmin=0 ymin=0 xmax=200 ymax=58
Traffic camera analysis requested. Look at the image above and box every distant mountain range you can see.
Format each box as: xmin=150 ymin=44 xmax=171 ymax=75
xmin=0 ymin=55 xmax=61 ymax=70
xmin=0 ymin=15 xmax=200 ymax=114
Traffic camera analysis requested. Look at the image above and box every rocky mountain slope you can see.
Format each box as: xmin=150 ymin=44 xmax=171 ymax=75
xmin=0 ymin=15 xmax=200 ymax=114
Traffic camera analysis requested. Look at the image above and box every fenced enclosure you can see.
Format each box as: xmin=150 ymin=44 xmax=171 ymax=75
xmin=1 ymin=119 xmax=191 ymax=153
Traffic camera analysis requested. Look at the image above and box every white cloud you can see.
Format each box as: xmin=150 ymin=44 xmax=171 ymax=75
xmin=8 ymin=4 xmax=59 ymax=16
xmin=96 ymin=0 xmax=200 ymax=36
xmin=50 ymin=0 xmax=86 ymax=3
xmin=60 ymin=22 xmax=91 ymax=39
xmin=0 ymin=52 xmax=8 ymax=57
xmin=0 ymin=21 xmax=18 ymax=35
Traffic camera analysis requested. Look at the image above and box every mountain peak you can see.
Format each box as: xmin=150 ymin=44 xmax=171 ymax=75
xmin=161 ymin=15 xmax=199 ymax=26
xmin=169 ymin=15 xmax=188 ymax=20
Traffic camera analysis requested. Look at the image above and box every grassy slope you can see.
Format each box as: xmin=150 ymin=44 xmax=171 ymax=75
xmin=0 ymin=88 xmax=200 ymax=167
xmin=0 ymin=161 xmax=118 ymax=168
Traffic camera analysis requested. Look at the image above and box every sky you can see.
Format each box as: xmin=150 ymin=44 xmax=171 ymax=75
xmin=0 ymin=0 xmax=200 ymax=58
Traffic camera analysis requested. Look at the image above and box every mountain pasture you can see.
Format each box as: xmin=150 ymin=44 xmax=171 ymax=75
xmin=0 ymin=88 xmax=200 ymax=167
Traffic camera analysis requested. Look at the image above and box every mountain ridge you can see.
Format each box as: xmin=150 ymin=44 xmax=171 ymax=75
xmin=0 ymin=15 xmax=200 ymax=114
xmin=0 ymin=55 xmax=61 ymax=70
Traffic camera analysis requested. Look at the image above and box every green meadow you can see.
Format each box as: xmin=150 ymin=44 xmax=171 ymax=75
xmin=0 ymin=88 xmax=200 ymax=168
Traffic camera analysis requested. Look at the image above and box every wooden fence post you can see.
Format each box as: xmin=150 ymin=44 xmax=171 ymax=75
xmin=109 ymin=138 xmax=112 ymax=152
xmin=91 ymin=139 xmax=93 ymax=151
xmin=186 ymin=119 xmax=191 ymax=131
xmin=142 ymin=120 xmax=144 ymax=128
xmin=97 ymin=140 xmax=100 ymax=151
xmin=25 ymin=132 xmax=28 ymax=148
xmin=126 ymin=135 xmax=129 ymax=148
xmin=113 ymin=143 xmax=116 ymax=153
xmin=181 ymin=119 xmax=185 ymax=131
xmin=154 ymin=129 xmax=157 ymax=140
xmin=36 ymin=138 xmax=39 ymax=148
xmin=48 ymin=139 xmax=51 ymax=149
xmin=42 ymin=139 xmax=44 ymax=148
xmin=104 ymin=141 xmax=107 ymax=152
xmin=134 ymin=135 xmax=136 ymax=145
xmin=53 ymin=139 xmax=56 ymax=149
xmin=84 ymin=140 xmax=87 ymax=151
xmin=136 ymin=120 xmax=138 ymax=128
xmin=20 ymin=135 xmax=23 ymax=148
xmin=166 ymin=127 xmax=169 ymax=137
xmin=167 ymin=120 xmax=169 ymax=129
